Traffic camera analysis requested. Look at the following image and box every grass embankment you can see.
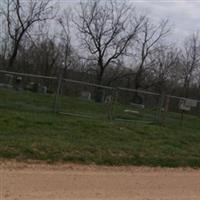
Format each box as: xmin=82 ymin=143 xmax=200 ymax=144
xmin=0 ymin=89 xmax=200 ymax=167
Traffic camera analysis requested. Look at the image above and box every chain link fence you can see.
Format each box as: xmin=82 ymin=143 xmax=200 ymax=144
xmin=0 ymin=70 xmax=200 ymax=126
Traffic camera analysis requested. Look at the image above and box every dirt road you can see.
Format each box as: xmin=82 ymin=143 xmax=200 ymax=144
xmin=0 ymin=162 xmax=200 ymax=200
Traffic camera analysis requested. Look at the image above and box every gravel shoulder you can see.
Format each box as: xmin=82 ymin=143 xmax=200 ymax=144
xmin=1 ymin=161 xmax=200 ymax=200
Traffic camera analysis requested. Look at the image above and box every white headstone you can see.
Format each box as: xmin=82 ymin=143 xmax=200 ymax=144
xmin=184 ymin=99 xmax=198 ymax=107
xmin=80 ymin=91 xmax=91 ymax=101
xmin=179 ymin=98 xmax=197 ymax=111
xmin=104 ymin=95 xmax=113 ymax=104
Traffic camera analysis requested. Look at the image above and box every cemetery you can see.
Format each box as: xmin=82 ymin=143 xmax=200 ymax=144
xmin=0 ymin=86 xmax=200 ymax=167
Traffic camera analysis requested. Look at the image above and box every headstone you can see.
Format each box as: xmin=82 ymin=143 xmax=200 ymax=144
xmin=14 ymin=76 xmax=22 ymax=90
xmin=26 ymin=82 xmax=34 ymax=91
xmin=4 ymin=74 xmax=13 ymax=85
xmin=41 ymin=86 xmax=48 ymax=94
xmin=0 ymin=83 xmax=13 ymax=89
xmin=33 ymin=83 xmax=40 ymax=92
xmin=132 ymin=95 xmax=143 ymax=105
xmin=80 ymin=91 xmax=91 ymax=101
xmin=131 ymin=95 xmax=145 ymax=108
xmin=130 ymin=102 xmax=145 ymax=109
xmin=179 ymin=98 xmax=198 ymax=111
xmin=0 ymin=74 xmax=13 ymax=89
xmin=94 ymin=88 xmax=104 ymax=102
xmin=184 ymin=99 xmax=198 ymax=107
xmin=104 ymin=95 xmax=113 ymax=104
xmin=124 ymin=109 xmax=140 ymax=115
xmin=26 ymin=82 xmax=48 ymax=94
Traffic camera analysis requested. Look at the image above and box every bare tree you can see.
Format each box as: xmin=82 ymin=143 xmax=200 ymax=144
xmin=57 ymin=9 xmax=73 ymax=75
xmin=181 ymin=32 xmax=200 ymax=97
xmin=1 ymin=0 xmax=55 ymax=69
xmin=133 ymin=18 xmax=170 ymax=90
xmin=28 ymin=36 xmax=59 ymax=76
xmin=149 ymin=45 xmax=180 ymax=93
xmin=0 ymin=30 xmax=9 ymax=68
xmin=75 ymin=0 xmax=144 ymax=85
xmin=0 ymin=11 xmax=9 ymax=68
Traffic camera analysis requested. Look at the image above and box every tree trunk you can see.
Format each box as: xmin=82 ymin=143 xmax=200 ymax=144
xmin=8 ymin=47 xmax=18 ymax=70
xmin=132 ymin=69 xmax=143 ymax=104
xmin=94 ymin=66 xmax=104 ymax=102
xmin=8 ymin=38 xmax=22 ymax=70
xmin=183 ymin=78 xmax=190 ymax=98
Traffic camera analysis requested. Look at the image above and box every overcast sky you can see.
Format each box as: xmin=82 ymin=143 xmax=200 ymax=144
xmin=135 ymin=0 xmax=200 ymax=42
xmin=56 ymin=0 xmax=200 ymax=44
xmin=1 ymin=0 xmax=199 ymax=45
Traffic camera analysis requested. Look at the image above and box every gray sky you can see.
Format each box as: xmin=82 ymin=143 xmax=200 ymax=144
xmin=56 ymin=0 xmax=200 ymax=44
xmin=1 ymin=0 xmax=199 ymax=45
xmin=135 ymin=0 xmax=200 ymax=42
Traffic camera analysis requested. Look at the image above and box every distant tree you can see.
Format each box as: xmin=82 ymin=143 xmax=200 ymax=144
xmin=133 ymin=18 xmax=170 ymax=90
xmin=180 ymin=32 xmax=200 ymax=97
xmin=0 ymin=33 xmax=9 ymax=68
xmin=75 ymin=0 xmax=144 ymax=85
xmin=1 ymin=0 xmax=55 ymax=69
xmin=149 ymin=45 xmax=180 ymax=93
xmin=0 ymin=11 xmax=8 ymax=68
xmin=57 ymin=9 xmax=73 ymax=75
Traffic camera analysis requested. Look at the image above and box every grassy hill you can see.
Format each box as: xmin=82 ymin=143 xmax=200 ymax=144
xmin=0 ymin=88 xmax=200 ymax=167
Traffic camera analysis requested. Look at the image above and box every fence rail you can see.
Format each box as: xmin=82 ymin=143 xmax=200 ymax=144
xmin=1 ymin=69 xmax=199 ymax=102
xmin=0 ymin=70 xmax=200 ymax=125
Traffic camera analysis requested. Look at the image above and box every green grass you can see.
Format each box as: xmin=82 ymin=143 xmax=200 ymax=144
xmin=0 ymin=88 xmax=200 ymax=167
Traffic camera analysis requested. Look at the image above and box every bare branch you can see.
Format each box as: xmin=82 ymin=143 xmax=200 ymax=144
xmin=1 ymin=0 xmax=55 ymax=68
xmin=75 ymin=0 xmax=143 ymax=85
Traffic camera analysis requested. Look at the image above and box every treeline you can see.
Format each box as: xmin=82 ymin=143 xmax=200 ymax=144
xmin=0 ymin=0 xmax=200 ymax=99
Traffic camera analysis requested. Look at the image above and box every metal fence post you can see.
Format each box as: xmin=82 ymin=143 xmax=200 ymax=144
xmin=105 ymin=88 xmax=119 ymax=121
xmin=53 ymin=67 xmax=64 ymax=113
xmin=113 ymin=87 xmax=119 ymax=120
xmin=157 ymin=92 xmax=166 ymax=125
